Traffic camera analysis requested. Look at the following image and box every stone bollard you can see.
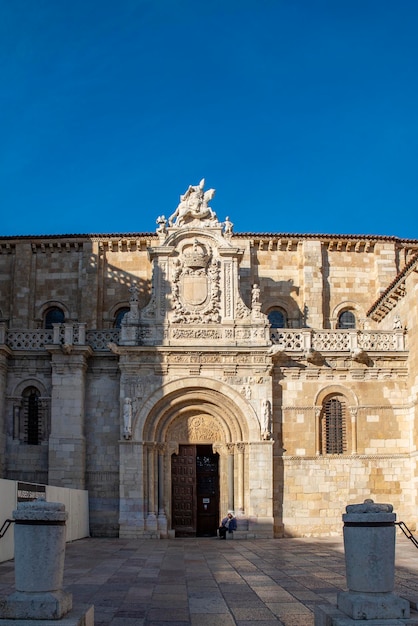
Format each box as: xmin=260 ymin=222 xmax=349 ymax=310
xmin=337 ymin=499 xmax=410 ymax=621
xmin=0 ymin=500 xmax=73 ymax=620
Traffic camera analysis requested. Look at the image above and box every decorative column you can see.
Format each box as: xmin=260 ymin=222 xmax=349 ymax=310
xmin=146 ymin=443 xmax=157 ymax=532
xmin=227 ymin=444 xmax=235 ymax=511
xmin=350 ymin=407 xmax=357 ymax=454
xmin=157 ymin=443 xmax=168 ymax=537
xmin=236 ymin=443 xmax=245 ymax=512
xmin=315 ymin=407 xmax=321 ymax=456
xmin=47 ymin=345 xmax=92 ymax=489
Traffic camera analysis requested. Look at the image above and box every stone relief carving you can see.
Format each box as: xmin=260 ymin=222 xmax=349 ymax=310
xmin=170 ymin=239 xmax=221 ymax=324
xmin=261 ymin=399 xmax=272 ymax=440
xmin=241 ymin=384 xmax=252 ymax=400
xmin=235 ymin=297 xmax=251 ymax=319
xmin=167 ymin=415 xmax=224 ymax=443
xmin=123 ymin=397 xmax=133 ymax=439
xmin=168 ymin=179 xmax=217 ymax=227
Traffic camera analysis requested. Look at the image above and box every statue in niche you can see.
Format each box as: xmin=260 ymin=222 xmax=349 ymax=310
xmin=261 ymin=399 xmax=272 ymax=440
xmin=123 ymin=397 xmax=133 ymax=439
xmin=252 ymin=284 xmax=260 ymax=305
xmin=168 ymin=179 xmax=217 ymax=226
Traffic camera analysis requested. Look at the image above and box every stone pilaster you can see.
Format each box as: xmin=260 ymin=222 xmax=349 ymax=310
xmin=47 ymin=346 xmax=92 ymax=489
xmin=300 ymin=240 xmax=324 ymax=328
xmin=119 ymin=441 xmax=145 ymax=537
xmin=0 ymin=344 xmax=12 ymax=477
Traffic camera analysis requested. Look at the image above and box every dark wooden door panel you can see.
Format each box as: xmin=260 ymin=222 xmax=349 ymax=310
xmin=172 ymin=445 xmax=196 ymax=536
xmin=172 ymin=444 xmax=219 ymax=537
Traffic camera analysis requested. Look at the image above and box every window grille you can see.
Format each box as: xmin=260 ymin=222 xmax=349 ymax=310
xmin=337 ymin=310 xmax=356 ymax=329
xmin=322 ymin=397 xmax=346 ymax=454
xmin=21 ymin=387 xmax=48 ymax=445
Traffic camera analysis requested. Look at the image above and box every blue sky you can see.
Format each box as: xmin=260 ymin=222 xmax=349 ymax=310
xmin=1 ymin=1 xmax=417 ymax=238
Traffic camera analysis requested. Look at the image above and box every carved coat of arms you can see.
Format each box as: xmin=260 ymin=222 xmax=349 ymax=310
xmin=171 ymin=239 xmax=221 ymax=324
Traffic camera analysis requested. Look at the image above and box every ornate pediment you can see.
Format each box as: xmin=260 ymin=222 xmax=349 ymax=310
xmin=118 ymin=181 xmax=270 ymax=347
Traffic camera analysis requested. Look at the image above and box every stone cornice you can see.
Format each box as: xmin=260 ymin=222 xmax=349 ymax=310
xmin=367 ymin=253 xmax=418 ymax=321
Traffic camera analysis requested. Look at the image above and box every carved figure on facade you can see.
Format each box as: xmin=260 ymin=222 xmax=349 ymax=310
xmin=235 ymin=296 xmax=251 ymax=320
xmin=156 ymin=215 xmax=167 ymax=237
xmin=241 ymin=384 xmax=251 ymax=400
xmin=123 ymin=397 xmax=133 ymax=439
xmin=223 ymin=216 xmax=233 ymax=238
xmin=129 ymin=283 xmax=140 ymax=304
xmin=261 ymin=399 xmax=272 ymax=440
xmin=393 ymin=314 xmax=402 ymax=330
xmin=168 ymin=179 xmax=217 ymax=227
xmin=252 ymin=284 xmax=260 ymax=305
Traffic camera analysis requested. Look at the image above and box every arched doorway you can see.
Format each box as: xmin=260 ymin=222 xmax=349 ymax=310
xmin=119 ymin=378 xmax=273 ymax=539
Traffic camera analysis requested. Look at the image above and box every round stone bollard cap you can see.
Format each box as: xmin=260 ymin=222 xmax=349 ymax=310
xmin=13 ymin=500 xmax=68 ymax=522
xmin=343 ymin=499 xmax=395 ymax=523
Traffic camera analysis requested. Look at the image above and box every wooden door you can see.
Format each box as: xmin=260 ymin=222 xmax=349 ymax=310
xmin=171 ymin=445 xmax=196 ymax=537
xmin=196 ymin=445 xmax=219 ymax=537
xmin=171 ymin=444 xmax=219 ymax=537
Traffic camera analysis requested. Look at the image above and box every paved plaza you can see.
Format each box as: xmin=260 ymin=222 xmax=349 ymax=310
xmin=1 ymin=534 xmax=418 ymax=625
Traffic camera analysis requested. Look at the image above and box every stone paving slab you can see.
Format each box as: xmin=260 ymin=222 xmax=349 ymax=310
xmin=2 ymin=535 xmax=418 ymax=625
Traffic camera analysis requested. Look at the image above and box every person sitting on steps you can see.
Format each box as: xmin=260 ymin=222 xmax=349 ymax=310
xmin=218 ymin=511 xmax=237 ymax=539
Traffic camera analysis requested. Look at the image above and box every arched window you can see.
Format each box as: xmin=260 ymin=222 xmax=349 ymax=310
xmin=114 ymin=308 xmax=130 ymax=328
xmin=22 ymin=387 xmax=42 ymax=445
xmin=337 ymin=310 xmax=356 ymax=329
xmin=268 ymin=308 xmax=287 ymax=329
xmin=44 ymin=307 xmax=65 ymax=329
xmin=321 ymin=396 xmax=347 ymax=454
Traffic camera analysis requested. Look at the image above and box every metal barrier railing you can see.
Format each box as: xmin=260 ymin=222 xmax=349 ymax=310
xmin=396 ymin=521 xmax=418 ymax=549
xmin=0 ymin=519 xmax=14 ymax=539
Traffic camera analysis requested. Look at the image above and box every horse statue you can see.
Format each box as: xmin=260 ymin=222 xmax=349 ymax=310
xmin=168 ymin=179 xmax=217 ymax=226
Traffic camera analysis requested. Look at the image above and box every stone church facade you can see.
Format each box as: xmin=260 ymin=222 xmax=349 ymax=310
xmin=1 ymin=180 xmax=418 ymax=539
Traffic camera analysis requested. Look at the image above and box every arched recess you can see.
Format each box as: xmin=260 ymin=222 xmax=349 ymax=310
xmin=331 ymin=300 xmax=365 ymax=329
xmin=128 ymin=377 xmax=262 ymax=532
xmin=36 ymin=301 xmax=70 ymax=327
xmin=138 ymin=377 xmax=261 ymax=443
xmin=11 ymin=378 xmax=51 ymax=444
xmin=314 ymin=385 xmax=359 ymax=455
xmin=265 ymin=296 xmax=300 ymax=328
xmin=12 ymin=378 xmax=50 ymax=398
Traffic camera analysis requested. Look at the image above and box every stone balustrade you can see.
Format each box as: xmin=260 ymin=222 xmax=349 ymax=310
xmin=1 ymin=325 xmax=407 ymax=352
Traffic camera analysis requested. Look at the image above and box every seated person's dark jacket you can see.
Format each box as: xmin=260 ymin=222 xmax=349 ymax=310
xmin=219 ymin=515 xmax=237 ymax=537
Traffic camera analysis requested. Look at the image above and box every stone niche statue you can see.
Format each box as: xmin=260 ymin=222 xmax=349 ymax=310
xmin=168 ymin=179 xmax=217 ymax=227
xmin=123 ymin=397 xmax=133 ymax=439
xmin=261 ymin=399 xmax=272 ymax=440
